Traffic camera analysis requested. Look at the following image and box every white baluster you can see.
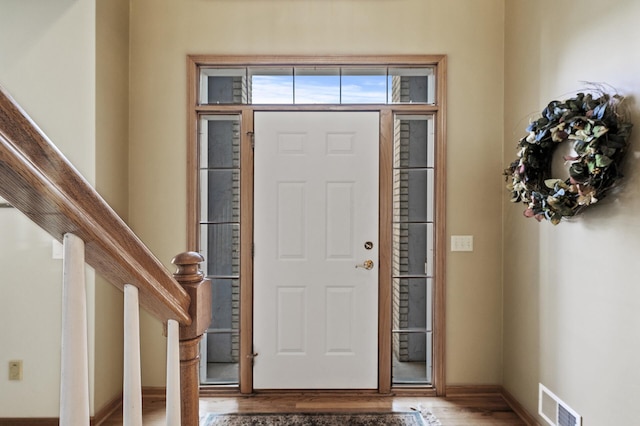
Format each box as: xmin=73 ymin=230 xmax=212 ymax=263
xmin=60 ymin=233 xmax=90 ymax=426
xmin=124 ymin=284 xmax=143 ymax=426
xmin=166 ymin=319 xmax=181 ymax=425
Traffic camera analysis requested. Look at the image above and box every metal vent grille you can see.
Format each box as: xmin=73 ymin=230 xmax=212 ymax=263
xmin=558 ymin=404 xmax=578 ymax=426
xmin=539 ymin=384 xmax=582 ymax=426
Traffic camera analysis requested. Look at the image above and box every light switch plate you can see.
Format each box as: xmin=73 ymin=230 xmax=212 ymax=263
xmin=9 ymin=360 xmax=22 ymax=381
xmin=451 ymin=235 xmax=473 ymax=252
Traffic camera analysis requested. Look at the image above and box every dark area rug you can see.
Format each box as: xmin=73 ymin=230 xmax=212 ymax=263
xmin=201 ymin=411 xmax=434 ymax=425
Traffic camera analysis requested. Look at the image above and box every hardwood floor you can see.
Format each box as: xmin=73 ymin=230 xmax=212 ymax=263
xmin=101 ymin=394 xmax=528 ymax=425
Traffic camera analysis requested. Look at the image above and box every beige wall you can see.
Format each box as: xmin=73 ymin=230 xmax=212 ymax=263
xmin=95 ymin=0 xmax=130 ymax=412
xmin=0 ymin=0 xmax=131 ymax=416
xmin=0 ymin=0 xmax=97 ymax=417
xmin=503 ymin=0 xmax=640 ymax=424
xmin=96 ymin=0 xmax=130 ymax=219
xmin=129 ymin=0 xmax=505 ymax=386
xmin=4 ymin=0 xmax=640 ymax=421
xmin=0 ymin=214 xmax=64 ymax=416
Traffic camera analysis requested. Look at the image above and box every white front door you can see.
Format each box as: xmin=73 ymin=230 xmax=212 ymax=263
xmin=253 ymin=111 xmax=379 ymax=389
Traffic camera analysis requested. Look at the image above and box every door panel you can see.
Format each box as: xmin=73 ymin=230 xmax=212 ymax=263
xmin=253 ymin=111 xmax=379 ymax=389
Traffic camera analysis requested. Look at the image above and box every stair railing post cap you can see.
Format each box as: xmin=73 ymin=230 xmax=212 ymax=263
xmin=171 ymin=251 xmax=205 ymax=283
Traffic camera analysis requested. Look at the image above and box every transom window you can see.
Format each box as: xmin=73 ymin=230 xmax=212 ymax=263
xmin=199 ymin=66 xmax=435 ymax=105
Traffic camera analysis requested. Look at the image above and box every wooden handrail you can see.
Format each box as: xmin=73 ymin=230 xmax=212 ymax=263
xmin=0 ymin=86 xmax=191 ymax=325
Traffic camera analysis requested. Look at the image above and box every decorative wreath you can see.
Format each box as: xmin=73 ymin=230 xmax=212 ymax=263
xmin=505 ymin=89 xmax=633 ymax=225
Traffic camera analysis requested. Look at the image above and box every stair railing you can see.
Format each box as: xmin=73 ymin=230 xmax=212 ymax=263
xmin=0 ymin=85 xmax=210 ymax=425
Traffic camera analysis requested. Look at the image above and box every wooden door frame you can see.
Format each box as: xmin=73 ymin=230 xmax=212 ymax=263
xmin=187 ymin=55 xmax=447 ymax=396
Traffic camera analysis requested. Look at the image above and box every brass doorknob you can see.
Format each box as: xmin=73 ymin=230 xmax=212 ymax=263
xmin=355 ymin=260 xmax=374 ymax=270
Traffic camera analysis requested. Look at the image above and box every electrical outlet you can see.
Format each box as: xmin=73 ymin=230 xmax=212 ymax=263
xmin=9 ymin=360 xmax=22 ymax=381
xmin=451 ymin=235 xmax=474 ymax=252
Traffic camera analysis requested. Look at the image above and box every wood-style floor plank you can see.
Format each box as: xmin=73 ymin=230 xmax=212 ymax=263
xmin=101 ymin=394 xmax=527 ymax=425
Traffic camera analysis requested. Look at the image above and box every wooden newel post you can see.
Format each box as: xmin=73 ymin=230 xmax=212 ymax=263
xmin=172 ymin=252 xmax=211 ymax=426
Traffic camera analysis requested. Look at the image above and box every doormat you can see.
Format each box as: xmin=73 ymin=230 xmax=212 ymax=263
xmin=202 ymin=411 xmax=440 ymax=426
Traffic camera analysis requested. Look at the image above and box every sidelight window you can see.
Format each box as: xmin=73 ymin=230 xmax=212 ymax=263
xmin=391 ymin=114 xmax=435 ymax=385
xmin=198 ymin=115 xmax=241 ymax=385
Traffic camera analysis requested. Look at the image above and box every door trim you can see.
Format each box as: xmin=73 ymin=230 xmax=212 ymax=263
xmin=378 ymin=109 xmax=393 ymax=393
xmin=187 ymin=55 xmax=447 ymax=396
xmin=239 ymin=109 xmax=254 ymax=393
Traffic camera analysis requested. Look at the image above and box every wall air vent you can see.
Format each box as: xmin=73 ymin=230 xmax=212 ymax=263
xmin=539 ymin=383 xmax=582 ymax=426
